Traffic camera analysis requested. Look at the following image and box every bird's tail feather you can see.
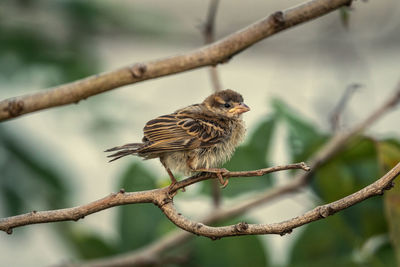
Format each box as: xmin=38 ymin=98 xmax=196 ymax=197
xmin=105 ymin=143 xmax=143 ymax=162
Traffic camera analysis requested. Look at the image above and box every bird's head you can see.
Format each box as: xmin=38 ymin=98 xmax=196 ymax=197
xmin=203 ymin=89 xmax=250 ymax=118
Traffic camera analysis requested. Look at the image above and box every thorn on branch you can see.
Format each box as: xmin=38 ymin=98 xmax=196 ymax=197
xmin=234 ymin=221 xmax=249 ymax=233
xmin=384 ymin=181 xmax=395 ymax=191
xmin=300 ymin=162 xmax=311 ymax=171
xmin=160 ymin=197 xmax=173 ymax=207
xmin=319 ymin=205 xmax=334 ymax=218
xmin=119 ymin=188 xmax=126 ymax=194
xmin=6 ymin=228 xmax=13 ymax=235
xmin=73 ymin=215 xmax=85 ymax=222
xmin=271 ymin=11 xmax=285 ymax=28
xmin=218 ymin=56 xmax=233 ymax=65
xmin=4 ymin=99 xmax=24 ymax=117
xmin=330 ymin=83 xmax=362 ymax=131
xmin=130 ymin=63 xmax=147 ymax=79
xmin=74 ymin=97 xmax=87 ymax=105
xmin=279 ymin=229 xmax=292 ymax=236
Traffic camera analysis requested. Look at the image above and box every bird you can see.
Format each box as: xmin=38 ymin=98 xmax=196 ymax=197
xmin=105 ymin=89 xmax=250 ymax=190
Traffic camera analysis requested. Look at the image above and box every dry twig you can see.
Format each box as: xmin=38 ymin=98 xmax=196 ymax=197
xmin=330 ymin=83 xmax=362 ymax=131
xmin=202 ymin=0 xmax=222 ymax=92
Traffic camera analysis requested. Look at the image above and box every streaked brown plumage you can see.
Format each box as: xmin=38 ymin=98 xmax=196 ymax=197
xmin=105 ymin=89 xmax=250 ymax=189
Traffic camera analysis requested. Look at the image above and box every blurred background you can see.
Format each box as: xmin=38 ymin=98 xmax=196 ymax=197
xmin=1 ymin=0 xmax=400 ymax=266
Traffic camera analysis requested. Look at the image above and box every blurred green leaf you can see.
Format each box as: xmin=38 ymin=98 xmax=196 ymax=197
xmin=371 ymin=240 xmax=398 ymax=267
xmin=117 ymin=162 xmax=167 ymax=251
xmin=203 ymin=115 xmax=277 ymax=196
xmin=289 ymin=215 xmax=357 ymax=266
xmin=312 ymin=137 xmax=387 ymax=238
xmin=189 ymin=235 xmax=268 ymax=267
xmin=0 ymin=1 xmax=176 ymax=86
xmin=313 ymin=137 xmax=380 ymax=201
xmin=0 ymin=24 xmax=99 ymax=85
xmin=272 ymin=99 xmax=328 ymax=163
xmin=377 ymin=139 xmax=400 ymax=171
xmin=379 ymin=139 xmax=400 ymax=265
xmin=290 ymin=214 xmax=395 ymax=266
xmin=63 ymin=228 xmax=117 ymax=259
xmin=0 ymin=128 xmax=68 ymax=216
xmin=290 ymin=137 xmax=397 ymax=266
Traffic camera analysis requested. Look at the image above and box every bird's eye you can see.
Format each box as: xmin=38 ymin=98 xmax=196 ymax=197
xmin=224 ymin=103 xmax=231 ymax=108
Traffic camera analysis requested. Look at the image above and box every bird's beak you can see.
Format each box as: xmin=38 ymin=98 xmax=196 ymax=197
xmin=229 ymin=102 xmax=250 ymax=114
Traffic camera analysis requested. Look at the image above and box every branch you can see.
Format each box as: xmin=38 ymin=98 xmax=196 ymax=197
xmin=202 ymin=0 xmax=222 ymax=92
xmin=330 ymin=83 xmax=362 ymax=131
xmin=160 ymin=163 xmax=400 ymax=238
xmin=78 ymin=82 xmax=400 ymax=266
xmin=0 ymin=0 xmax=352 ymax=121
xmin=0 ymin=190 xmax=156 ymax=234
xmin=0 ymin=163 xmax=308 ymax=234
xmin=64 ymin=162 xmax=400 ymax=267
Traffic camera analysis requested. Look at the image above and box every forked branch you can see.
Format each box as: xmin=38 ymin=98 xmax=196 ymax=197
xmin=161 ymin=163 xmax=400 ymax=238
xmin=0 ymin=163 xmax=309 ymax=234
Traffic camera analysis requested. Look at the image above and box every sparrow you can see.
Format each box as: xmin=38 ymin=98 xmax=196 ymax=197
xmin=105 ymin=89 xmax=250 ymax=189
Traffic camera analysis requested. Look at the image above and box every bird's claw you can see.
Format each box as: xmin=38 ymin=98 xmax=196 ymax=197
xmin=167 ymin=181 xmax=178 ymax=199
xmin=220 ymin=178 xmax=229 ymax=188
xmin=216 ymin=169 xmax=229 ymax=188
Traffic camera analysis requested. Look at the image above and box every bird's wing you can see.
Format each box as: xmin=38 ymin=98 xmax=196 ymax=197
xmin=139 ymin=111 xmax=227 ymax=154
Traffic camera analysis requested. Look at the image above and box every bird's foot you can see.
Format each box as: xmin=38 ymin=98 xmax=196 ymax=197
xmin=167 ymin=181 xmax=178 ymax=199
xmin=217 ymin=172 xmax=229 ymax=188
xmin=196 ymin=168 xmax=229 ymax=188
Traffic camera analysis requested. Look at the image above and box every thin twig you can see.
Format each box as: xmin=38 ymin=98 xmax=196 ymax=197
xmin=0 ymin=0 xmax=353 ymax=121
xmin=202 ymin=0 xmax=223 ymax=207
xmin=330 ymin=83 xmax=362 ymax=131
xmin=203 ymin=0 xmax=222 ymax=92
xmin=0 ymin=163 xmax=308 ymax=234
xmin=211 ymin=179 xmax=222 ymax=207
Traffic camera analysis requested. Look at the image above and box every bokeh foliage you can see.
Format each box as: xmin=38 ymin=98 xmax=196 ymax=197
xmin=0 ymin=0 xmax=173 ymax=86
xmin=0 ymin=128 xmax=69 ymax=216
